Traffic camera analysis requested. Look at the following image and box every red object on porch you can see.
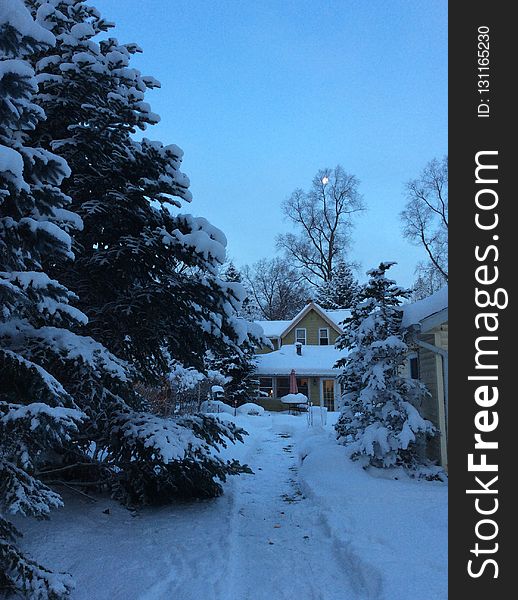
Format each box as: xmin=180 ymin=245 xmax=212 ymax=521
xmin=289 ymin=369 xmax=298 ymax=394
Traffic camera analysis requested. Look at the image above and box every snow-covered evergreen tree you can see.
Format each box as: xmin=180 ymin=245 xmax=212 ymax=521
xmin=1 ymin=14 xmax=256 ymax=593
xmin=26 ymin=0 xmax=255 ymax=381
xmin=206 ymin=264 xmax=260 ymax=407
xmin=207 ymin=344 xmax=259 ymax=408
xmin=0 ymin=2 xmax=87 ymax=595
xmin=223 ymin=261 xmax=241 ymax=283
xmin=316 ymin=261 xmax=359 ymax=309
xmin=410 ymin=270 xmax=446 ymax=301
xmin=223 ymin=261 xmax=260 ymax=320
xmin=334 ymin=262 xmax=436 ymax=469
xmin=13 ymin=0 xmax=259 ymax=509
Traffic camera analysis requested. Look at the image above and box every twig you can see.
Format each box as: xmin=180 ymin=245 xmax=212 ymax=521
xmin=45 ymin=481 xmax=101 ymax=502
xmin=48 ymin=481 xmax=99 ymax=503
xmin=36 ymin=463 xmax=94 ymax=476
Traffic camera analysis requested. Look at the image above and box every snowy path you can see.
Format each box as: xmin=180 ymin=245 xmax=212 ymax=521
xmin=17 ymin=413 xmax=446 ymax=600
xmin=141 ymin=415 xmax=357 ymax=600
xmin=223 ymin=418 xmax=356 ymax=600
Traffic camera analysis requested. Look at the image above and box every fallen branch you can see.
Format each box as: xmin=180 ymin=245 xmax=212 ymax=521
xmin=47 ymin=481 xmax=99 ymax=503
xmin=36 ymin=462 xmax=95 ymax=477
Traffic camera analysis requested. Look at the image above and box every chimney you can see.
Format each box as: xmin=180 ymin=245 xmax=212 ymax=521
xmin=295 ymin=342 xmax=302 ymax=356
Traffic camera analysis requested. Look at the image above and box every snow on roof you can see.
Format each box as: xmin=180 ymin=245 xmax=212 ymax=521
xmin=256 ymin=303 xmax=349 ymax=340
xmin=284 ymin=302 xmax=346 ymax=335
xmin=324 ymin=308 xmax=351 ymax=326
xmin=401 ymin=286 xmax=448 ymax=328
xmin=255 ymin=344 xmax=347 ymax=376
xmin=255 ymin=320 xmax=292 ymax=338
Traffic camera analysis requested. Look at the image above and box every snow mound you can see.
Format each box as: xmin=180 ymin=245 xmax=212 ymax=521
xmin=280 ymin=393 xmax=308 ymax=404
xmin=200 ymin=400 xmax=234 ymax=415
xmin=236 ymin=403 xmax=264 ymax=416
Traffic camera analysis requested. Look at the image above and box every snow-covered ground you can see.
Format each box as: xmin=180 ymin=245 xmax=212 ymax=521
xmin=16 ymin=412 xmax=447 ymax=599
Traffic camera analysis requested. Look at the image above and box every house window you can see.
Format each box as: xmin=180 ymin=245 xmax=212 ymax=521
xmin=276 ymin=377 xmax=309 ymax=399
xmin=295 ymin=328 xmax=306 ymax=345
xmin=319 ymin=328 xmax=329 ymax=345
xmin=276 ymin=377 xmax=290 ymax=398
xmin=297 ymin=377 xmax=309 ymax=397
xmin=259 ymin=377 xmax=274 ymax=397
xmin=322 ymin=379 xmax=335 ymax=411
xmin=410 ymin=356 xmax=419 ymax=380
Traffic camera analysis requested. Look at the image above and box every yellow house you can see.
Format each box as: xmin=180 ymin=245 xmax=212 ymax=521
xmin=254 ymin=302 xmax=348 ymax=411
xmin=253 ymin=289 xmax=448 ymax=468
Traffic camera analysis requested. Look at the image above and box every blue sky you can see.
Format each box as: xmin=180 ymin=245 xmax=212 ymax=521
xmin=98 ymin=0 xmax=447 ymax=288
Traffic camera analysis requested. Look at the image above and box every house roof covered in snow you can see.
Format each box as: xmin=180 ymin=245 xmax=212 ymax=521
xmin=256 ymin=286 xmax=448 ymax=350
xmin=401 ymin=286 xmax=448 ymax=332
xmin=256 ymin=302 xmax=350 ymax=340
xmin=255 ymin=319 xmax=292 ymax=338
xmin=255 ymin=344 xmax=347 ymax=376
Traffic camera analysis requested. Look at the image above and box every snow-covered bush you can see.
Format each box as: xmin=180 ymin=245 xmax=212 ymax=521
xmin=237 ymin=403 xmax=265 ymax=416
xmin=200 ymin=399 xmax=235 ymax=415
xmin=201 ymin=400 xmax=265 ymax=416
xmin=108 ymin=409 xmax=252 ymax=504
xmin=335 ymin=262 xmax=436 ymax=470
xmin=138 ymin=362 xmax=205 ymax=417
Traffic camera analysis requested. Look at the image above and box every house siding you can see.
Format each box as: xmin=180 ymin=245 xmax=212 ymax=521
xmin=418 ymin=324 xmax=448 ymax=465
xmin=282 ymin=310 xmax=341 ymax=346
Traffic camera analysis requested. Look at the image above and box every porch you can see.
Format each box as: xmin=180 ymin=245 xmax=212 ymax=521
xmin=256 ymin=375 xmax=339 ymax=412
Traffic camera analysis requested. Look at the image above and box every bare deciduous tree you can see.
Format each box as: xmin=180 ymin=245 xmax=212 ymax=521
xmin=401 ymin=156 xmax=448 ymax=292
xmin=243 ymin=257 xmax=310 ymax=320
xmin=276 ymin=165 xmax=364 ymax=286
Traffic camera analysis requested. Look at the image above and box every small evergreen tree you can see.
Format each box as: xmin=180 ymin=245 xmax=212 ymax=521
xmin=334 ymin=262 xmax=435 ymax=470
xmin=223 ymin=261 xmax=261 ymax=320
xmin=223 ymin=261 xmax=241 ymax=283
xmin=316 ymin=261 xmax=359 ymax=309
xmin=208 ymin=264 xmax=261 ymax=407
xmin=207 ymin=344 xmax=259 ymax=408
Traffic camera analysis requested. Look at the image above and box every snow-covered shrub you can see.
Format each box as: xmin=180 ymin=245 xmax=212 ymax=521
xmin=200 ymin=399 xmax=235 ymax=415
xmin=138 ymin=362 xmax=205 ymax=417
xmin=335 ymin=262 xmax=436 ymax=470
xmin=109 ymin=409 xmax=252 ymax=504
xmin=237 ymin=403 xmax=265 ymax=416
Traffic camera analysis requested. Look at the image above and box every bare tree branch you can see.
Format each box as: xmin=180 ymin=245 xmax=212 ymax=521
xmin=242 ymin=258 xmax=310 ymax=320
xmin=276 ymin=165 xmax=365 ymax=285
xmin=401 ymin=156 xmax=448 ymax=292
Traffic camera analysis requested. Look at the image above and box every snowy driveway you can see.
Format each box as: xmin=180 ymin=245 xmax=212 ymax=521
xmin=17 ymin=412 xmax=447 ymax=600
